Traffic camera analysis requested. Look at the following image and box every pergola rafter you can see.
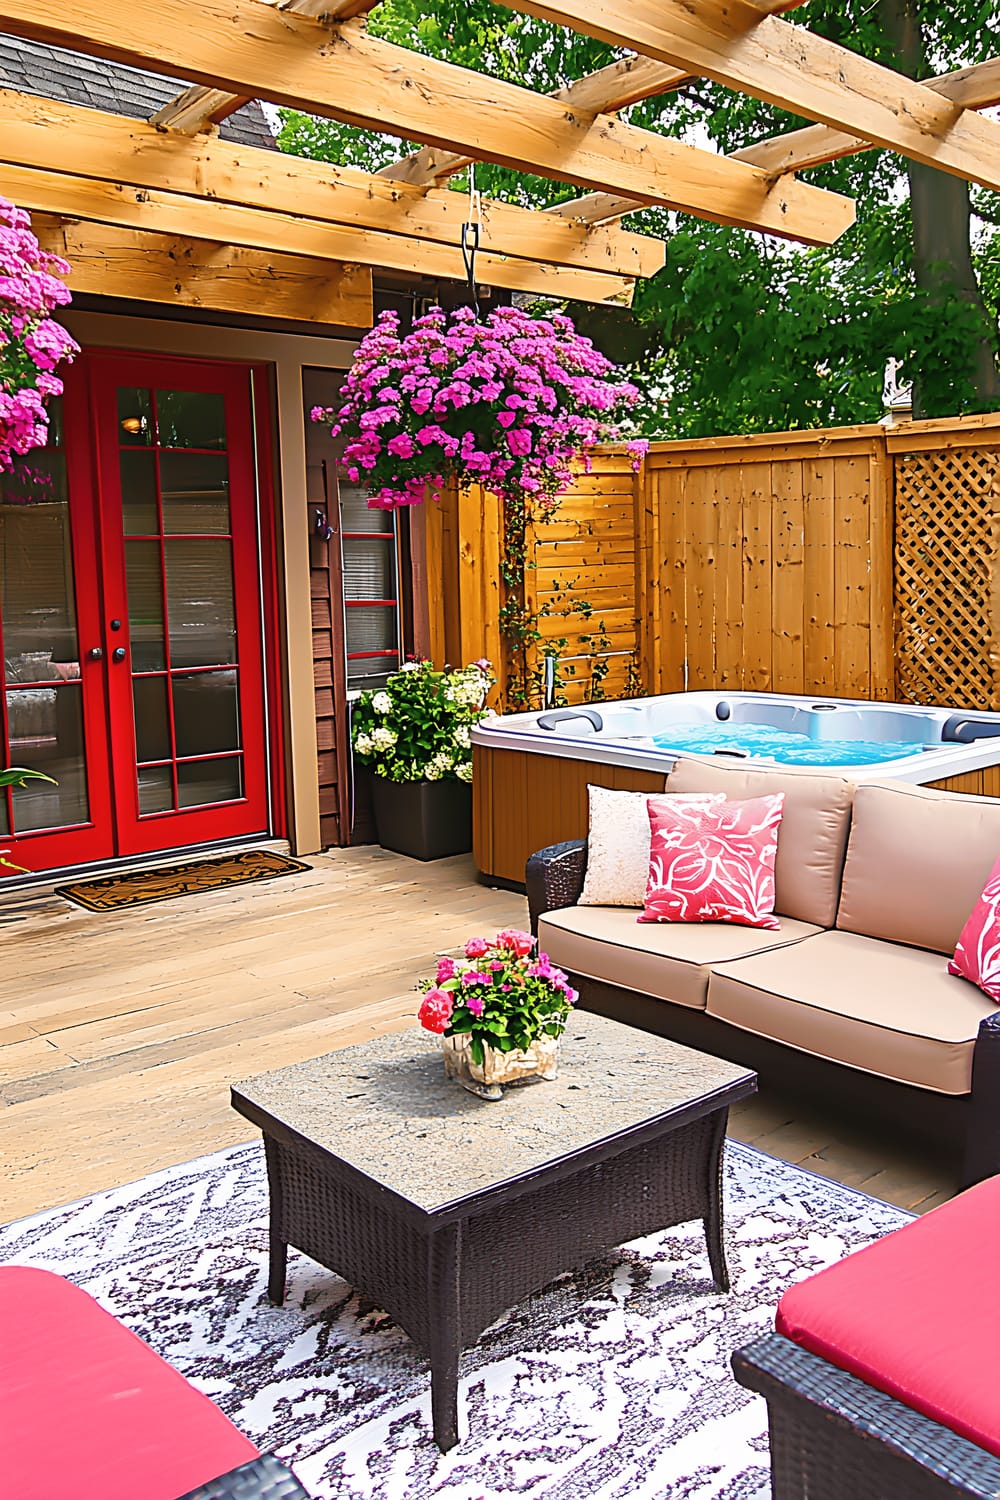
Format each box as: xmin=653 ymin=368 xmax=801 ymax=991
xmin=506 ymin=0 xmax=1000 ymax=193
xmin=0 ymin=0 xmax=855 ymax=246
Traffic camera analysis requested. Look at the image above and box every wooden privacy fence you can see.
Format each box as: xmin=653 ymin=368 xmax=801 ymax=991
xmin=425 ymin=412 xmax=1000 ymax=713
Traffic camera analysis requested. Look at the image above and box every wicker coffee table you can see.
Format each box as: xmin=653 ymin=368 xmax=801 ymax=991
xmin=231 ymin=1010 xmax=756 ymax=1451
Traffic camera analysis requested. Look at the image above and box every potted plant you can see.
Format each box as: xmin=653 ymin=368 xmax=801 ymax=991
xmin=310 ymin=303 xmax=645 ymax=513
xmin=0 ymin=197 xmax=79 ymax=472
xmin=417 ymin=927 xmax=578 ymax=1099
xmin=351 ymin=658 xmax=493 ymax=860
xmin=0 ymin=767 xmax=56 ymax=874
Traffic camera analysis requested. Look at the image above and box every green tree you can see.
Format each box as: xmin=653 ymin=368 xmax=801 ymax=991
xmin=277 ymin=0 xmax=1000 ymax=434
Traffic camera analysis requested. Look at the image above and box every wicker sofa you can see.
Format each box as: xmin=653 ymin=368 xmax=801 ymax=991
xmin=526 ymin=760 xmax=1000 ymax=1185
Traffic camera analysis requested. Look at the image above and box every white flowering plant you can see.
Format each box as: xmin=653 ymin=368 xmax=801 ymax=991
xmin=351 ymin=658 xmax=494 ymax=784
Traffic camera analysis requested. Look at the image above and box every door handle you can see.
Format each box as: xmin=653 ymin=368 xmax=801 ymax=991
xmin=112 ymin=647 xmax=127 ymax=663
xmin=88 ymin=647 xmax=104 ymax=660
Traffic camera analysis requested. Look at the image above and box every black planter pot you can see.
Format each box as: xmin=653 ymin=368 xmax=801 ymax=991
xmin=369 ymin=775 xmax=473 ymax=861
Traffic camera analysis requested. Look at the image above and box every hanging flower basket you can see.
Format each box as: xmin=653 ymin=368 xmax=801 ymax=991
xmin=311 ymin=304 xmax=646 ymax=512
xmin=0 ymin=197 xmax=79 ymax=474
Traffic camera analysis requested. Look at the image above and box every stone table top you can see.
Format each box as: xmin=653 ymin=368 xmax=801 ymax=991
xmin=232 ymin=1010 xmax=755 ymax=1215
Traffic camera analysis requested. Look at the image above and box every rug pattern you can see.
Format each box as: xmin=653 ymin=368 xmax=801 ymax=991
xmin=0 ymin=1141 xmax=911 ymax=1500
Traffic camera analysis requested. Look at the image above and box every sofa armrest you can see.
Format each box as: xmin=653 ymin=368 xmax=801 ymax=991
xmin=526 ymin=839 xmax=587 ymax=935
xmin=964 ymin=1009 xmax=1000 ymax=1187
xmin=733 ymin=1334 xmax=1000 ymax=1499
xmin=177 ymin=1454 xmax=310 ymax=1500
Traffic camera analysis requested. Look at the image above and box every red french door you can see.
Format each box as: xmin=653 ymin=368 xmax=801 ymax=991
xmin=0 ymin=351 xmax=271 ymax=873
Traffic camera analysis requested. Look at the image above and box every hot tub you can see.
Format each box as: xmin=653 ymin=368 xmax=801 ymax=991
xmin=471 ymin=691 xmax=1000 ymax=886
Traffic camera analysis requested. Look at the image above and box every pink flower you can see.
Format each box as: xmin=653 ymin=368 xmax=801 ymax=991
xmin=466 ymin=995 xmax=485 ymax=1017
xmin=464 ymin=936 xmax=490 ymax=958
xmin=418 ymin=987 xmax=454 ymax=1034
xmin=497 ymin=928 xmax=535 ymax=957
xmin=436 ymin=956 xmax=458 ymax=982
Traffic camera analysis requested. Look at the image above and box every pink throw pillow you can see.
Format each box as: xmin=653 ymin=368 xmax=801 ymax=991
xmin=640 ymin=793 xmax=785 ymax=929
xmin=949 ymin=853 xmax=1000 ymax=1001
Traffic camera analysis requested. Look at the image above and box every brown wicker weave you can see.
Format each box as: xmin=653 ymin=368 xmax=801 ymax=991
xmin=526 ymin=838 xmax=1000 ymax=1188
xmin=733 ymin=1334 xmax=1000 ymax=1500
xmin=232 ymin=1044 xmax=754 ymax=1453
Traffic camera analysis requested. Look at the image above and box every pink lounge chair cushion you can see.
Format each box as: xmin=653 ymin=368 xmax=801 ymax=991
xmin=0 ymin=1265 xmax=259 ymax=1500
xmin=776 ymin=1175 xmax=1000 ymax=1458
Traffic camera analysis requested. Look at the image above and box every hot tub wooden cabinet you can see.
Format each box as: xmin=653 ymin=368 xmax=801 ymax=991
xmin=471 ymin=690 xmax=1000 ymax=889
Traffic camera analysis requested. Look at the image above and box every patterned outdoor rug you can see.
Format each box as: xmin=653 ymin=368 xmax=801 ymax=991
xmin=0 ymin=1140 xmax=911 ymax=1500
xmin=55 ymin=849 xmax=311 ymax=912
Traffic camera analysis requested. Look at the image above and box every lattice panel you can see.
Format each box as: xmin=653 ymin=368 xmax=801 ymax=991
xmin=894 ymin=447 xmax=1000 ymax=709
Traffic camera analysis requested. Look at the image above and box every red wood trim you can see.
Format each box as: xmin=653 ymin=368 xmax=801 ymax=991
xmin=252 ymin=363 xmax=286 ymax=841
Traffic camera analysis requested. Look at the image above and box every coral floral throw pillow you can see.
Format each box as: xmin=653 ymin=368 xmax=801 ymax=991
xmin=949 ymin=853 xmax=1000 ymax=1002
xmin=640 ymin=793 xmax=785 ymax=930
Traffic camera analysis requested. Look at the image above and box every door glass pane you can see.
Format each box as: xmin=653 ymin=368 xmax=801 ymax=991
xmin=156 ymin=390 xmax=227 ymax=450
xmin=7 ymin=685 xmax=89 ymax=830
xmin=133 ymin=676 xmax=171 ymax=762
xmin=0 ymin=405 xmax=90 ymax=835
xmin=165 ymin=540 xmax=236 ymax=667
xmin=117 ymin=388 xmax=153 ymax=447
xmin=340 ymin=484 xmax=394 ymax=534
xmin=138 ymin=764 xmax=173 ymax=815
xmin=125 ymin=541 xmax=166 ymax=671
xmin=177 ymin=756 xmax=243 ymax=808
xmin=160 ymin=453 xmax=230 ymax=534
xmin=120 ymin=449 xmax=158 ymax=535
xmin=174 ymin=671 xmax=240 ymax=756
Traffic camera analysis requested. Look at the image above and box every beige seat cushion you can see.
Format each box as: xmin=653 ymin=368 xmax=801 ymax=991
xmin=538 ymin=905 xmax=821 ymax=1011
xmin=665 ymin=759 xmax=853 ymax=928
xmin=708 ymin=929 xmax=996 ymax=1094
xmin=836 ymin=781 xmax=1000 ymax=955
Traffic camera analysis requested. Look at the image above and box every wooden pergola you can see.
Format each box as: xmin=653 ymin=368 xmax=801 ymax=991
xmin=1 ymin=0 xmax=999 ymax=321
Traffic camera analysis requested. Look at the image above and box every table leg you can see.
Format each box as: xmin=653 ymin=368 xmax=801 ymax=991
xmin=264 ymin=1134 xmax=288 ymax=1306
xmin=427 ymin=1222 xmax=462 ymax=1451
xmin=703 ymin=1107 xmax=730 ymax=1293
xmin=268 ymin=1235 xmax=288 ymax=1306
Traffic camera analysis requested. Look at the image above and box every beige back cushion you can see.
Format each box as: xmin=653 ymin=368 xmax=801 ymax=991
xmin=836 ymin=781 xmax=1000 ymax=954
xmin=666 ymin=759 xmax=854 ymax=926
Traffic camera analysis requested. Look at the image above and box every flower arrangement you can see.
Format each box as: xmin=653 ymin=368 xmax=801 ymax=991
xmin=0 ymin=198 xmax=79 ymax=473
xmin=351 ymin=658 xmax=492 ymax=784
xmin=312 ymin=304 xmax=646 ymax=513
xmin=418 ymin=928 xmax=577 ymax=1066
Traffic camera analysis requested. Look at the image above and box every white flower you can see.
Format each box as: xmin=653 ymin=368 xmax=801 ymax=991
xmin=455 ymin=761 xmax=473 ymax=783
xmin=430 ymin=750 xmax=452 ymax=774
xmin=399 ymin=661 xmax=420 ymax=672
xmin=370 ymin=726 xmax=397 ymax=750
xmin=371 ymin=691 xmax=392 ymax=715
xmin=424 ymin=761 xmax=443 ymax=780
xmin=354 ymin=733 xmax=372 ymax=755
xmin=454 ymin=725 xmax=471 ymax=749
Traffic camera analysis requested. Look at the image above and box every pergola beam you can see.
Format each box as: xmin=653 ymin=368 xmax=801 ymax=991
xmin=505 ymin=0 xmax=1000 ymax=193
xmin=0 ymin=89 xmax=663 ymax=279
xmin=0 ymin=0 xmax=855 ymax=246
xmin=151 ymin=0 xmax=382 ymax=132
xmin=0 ymin=160 xmax=639 ymax=304
xmin=33 ymin=212 xmax=374 ymax=324
xmin=733 ymin=53 xmax=1000 ymax=176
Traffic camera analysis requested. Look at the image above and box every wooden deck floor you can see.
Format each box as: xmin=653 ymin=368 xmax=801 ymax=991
xmin=0 ymin=847 xmax=958 ymax=1224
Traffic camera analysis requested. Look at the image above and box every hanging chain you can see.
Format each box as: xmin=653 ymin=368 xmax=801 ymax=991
xmin=460 ymin=163 xmax=482 ymax=316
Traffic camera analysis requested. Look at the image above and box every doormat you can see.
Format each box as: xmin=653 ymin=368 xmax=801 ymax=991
xmin=55 ymin=849 xmax=312 ymax=912
xmin=0 ymin=1139 xmax=911 ymax=1499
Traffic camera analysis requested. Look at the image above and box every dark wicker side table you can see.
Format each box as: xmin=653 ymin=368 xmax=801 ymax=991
xmin=231 ymin=1011 xmax=756 ymax=1452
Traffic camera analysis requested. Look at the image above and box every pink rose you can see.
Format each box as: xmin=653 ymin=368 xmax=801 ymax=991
xmin=436 ymin=956 xmax=458 ymax=982
xmin=418 ymin=987 xmax=453 ymax=1034
xmin=464 ymin=937 xmax=490 ymax=959
xmin=466 ymin=995 xmax=485 ymax=1018
xmin=497 ymin=928 xmax=535 ymax=957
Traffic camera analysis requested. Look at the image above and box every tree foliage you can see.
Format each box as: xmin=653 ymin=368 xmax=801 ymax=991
xmin=277 ymin=0 xmax=1000 ymax=436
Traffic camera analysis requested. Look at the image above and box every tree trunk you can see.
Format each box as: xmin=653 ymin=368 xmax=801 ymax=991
xmin=879 ymin=0 xmax=1000 ymax=416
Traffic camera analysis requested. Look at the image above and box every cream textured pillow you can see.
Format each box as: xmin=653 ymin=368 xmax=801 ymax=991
xmin=578 ymin=784 xmax=725 ymax=907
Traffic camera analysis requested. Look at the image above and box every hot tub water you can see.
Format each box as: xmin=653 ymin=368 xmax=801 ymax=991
xmin=650 ymin=721 xmax=928 ymax=768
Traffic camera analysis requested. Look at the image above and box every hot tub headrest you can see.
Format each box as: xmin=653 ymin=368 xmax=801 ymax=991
xmin=665 ymin=759 xmax=854 ymax=928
